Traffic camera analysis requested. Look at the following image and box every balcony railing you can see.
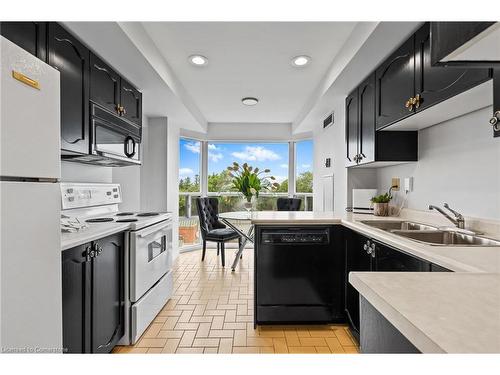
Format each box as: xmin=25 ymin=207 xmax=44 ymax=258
xmin=178 ymin=192 xmax=313 ymax=250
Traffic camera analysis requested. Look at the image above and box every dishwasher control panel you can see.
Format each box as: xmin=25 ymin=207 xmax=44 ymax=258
xmin=261 ymin=228 xmax=330 ymax=245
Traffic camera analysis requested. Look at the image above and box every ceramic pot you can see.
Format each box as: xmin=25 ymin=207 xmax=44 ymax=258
xmin=373 ymin=202 xmax=389 ymax=216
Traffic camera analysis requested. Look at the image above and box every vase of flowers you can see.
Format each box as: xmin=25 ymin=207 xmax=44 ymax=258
xmin=370 ymin=192 xmax=392 ymax=217
xmin=227 ymin=162 xmax=280 ymax=211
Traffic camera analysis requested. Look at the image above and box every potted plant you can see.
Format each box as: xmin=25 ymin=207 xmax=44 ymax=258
xmin=227 ymin=162 xmax=280 ymax=211
xmin=370 ymin=192 xmax=392 ymax=216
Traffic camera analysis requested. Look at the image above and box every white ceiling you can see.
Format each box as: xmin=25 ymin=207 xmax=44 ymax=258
xmin=141 ymin=22 xmax=357 ymax=124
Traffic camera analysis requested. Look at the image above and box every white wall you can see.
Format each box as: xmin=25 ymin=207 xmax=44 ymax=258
xmin=166 ymin=122 xmax=180 ymax=259
xmin=140 ymin=117 xmax=169 ymax=212
xmin=376 ymin=107 xmax=500 ymax=220
xmin=313 ymin=96 xmax=348 ymax=213
xmin=206 ymin=122 xmax=293 ymax=141
xmin=61 ymin=161 xmax=112 ymax=183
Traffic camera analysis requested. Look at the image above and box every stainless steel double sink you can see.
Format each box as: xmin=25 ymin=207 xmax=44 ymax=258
xmin=359 ymin=220 xmax=500 ymax=247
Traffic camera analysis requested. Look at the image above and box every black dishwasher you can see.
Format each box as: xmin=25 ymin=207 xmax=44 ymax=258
xmin=255 ymin=226 xmax=342 ymax=325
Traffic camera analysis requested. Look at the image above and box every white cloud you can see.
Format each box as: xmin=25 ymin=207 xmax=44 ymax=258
xmin=280 ymin=164 xmax=289 ymax=169
xmin=184 ymin=141 xmax=200 ymax=154
xmin=301 ymin=164 xmax=311 ymax=168
xmin=208 ymin=152 xmax=223 ymax=162
xmin=179 ymin=168 xmax=194 ymax=176
xmin=208 ymin=144 xmax=219 ymax=150
xmin=231 ymin=146 xmax=281 ymax=162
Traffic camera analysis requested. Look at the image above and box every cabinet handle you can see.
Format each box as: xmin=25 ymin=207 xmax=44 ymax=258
xmin=405 ymin=97 xmax=414 ymax=112
xmin=413 ymin=94 xmax=421 ymax=109
xmin=490 ymin=111 xmax=500 ymax=131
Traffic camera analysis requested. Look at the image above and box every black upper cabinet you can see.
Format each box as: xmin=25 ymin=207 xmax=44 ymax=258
xmin=48 ymin=22 xmax=90 ymax=155
xmin=91 ymin=233 xmax=124 ymax=353
xmin=90 ymin=53 xmax=121 ymax=116
xmin=62 ymin=232 xmax=124 ymax=354
xmin=0 ymin=22 xmax=47 ymax=61
xmin=345 ymin=89 xmax=359 ymax=167
xmin=345 ymin=73 xmax=417 ymax=167
xmin=120 ymin=78 xmax=142 ymax=126
xmin=493 ymin=69 xmax=500 ymax=138
xmin=430 ymin=263 xmax=453 ymax=272
xmin=358 ymin=74 xmax=376 ymax=164
xmin=62 ymin=243 xmax=91 ymax=354
xmin=430 ymin=22 xmax=498 ymax=67
xmin=375 ymin=36 xmax=416 ymax=129
xmin=415 ymin=23 xmax=491 ymax=112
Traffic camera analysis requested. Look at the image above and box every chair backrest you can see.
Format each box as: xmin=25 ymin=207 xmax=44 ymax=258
xmin=195 ymin=197 xmax=222 ymax=236
xmin=276 ymin=197 xmax=302 ymax=211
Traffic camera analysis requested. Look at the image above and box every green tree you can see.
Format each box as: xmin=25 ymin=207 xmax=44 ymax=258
xmin=296 ymin=171 xmax=313 ymax=193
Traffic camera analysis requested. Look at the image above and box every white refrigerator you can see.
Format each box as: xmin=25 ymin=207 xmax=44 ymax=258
xmin=0 ymin=36 xmax=62 ymax=352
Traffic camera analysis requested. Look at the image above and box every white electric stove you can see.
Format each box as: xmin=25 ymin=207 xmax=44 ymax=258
xmin=61 ymin=183 xmax=174 ymax=345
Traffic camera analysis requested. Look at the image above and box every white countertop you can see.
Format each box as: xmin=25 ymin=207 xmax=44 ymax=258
xmin=349 ymin=272 xmax=500 ymax=353
xmin=61 ymin=222 xmax=130 ymax=250
xmin=251 ymin=211 xmax=500 ymax=273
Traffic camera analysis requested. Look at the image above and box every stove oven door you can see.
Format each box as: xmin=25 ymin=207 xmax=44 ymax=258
xmin=130 ymin=220 xmax=172 ymax=302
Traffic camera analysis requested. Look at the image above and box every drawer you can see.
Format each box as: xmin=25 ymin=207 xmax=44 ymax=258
xmin=131 ymin=270 xmax=173 ymax=344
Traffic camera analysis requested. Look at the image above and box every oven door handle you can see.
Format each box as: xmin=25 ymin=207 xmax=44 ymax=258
xmin=149 ymin=236 xmax=167 ymax=262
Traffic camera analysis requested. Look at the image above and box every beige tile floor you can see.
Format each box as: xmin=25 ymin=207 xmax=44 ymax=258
xmin=113 ymin=248 xmax=359 ymax=354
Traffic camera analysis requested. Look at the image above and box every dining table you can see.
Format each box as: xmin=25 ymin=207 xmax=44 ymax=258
xmin=218 ymin=211 xmax=254 ymax=271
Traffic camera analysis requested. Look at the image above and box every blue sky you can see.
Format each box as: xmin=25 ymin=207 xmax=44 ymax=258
xmin=179 ymin=139 xmax=313 ymax=183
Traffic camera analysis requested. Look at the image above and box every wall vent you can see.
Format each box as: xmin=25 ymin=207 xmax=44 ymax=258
xmin=323 ymin=112 xmax=334 ymax=129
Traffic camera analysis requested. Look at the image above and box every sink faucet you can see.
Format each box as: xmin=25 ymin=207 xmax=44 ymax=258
xmin=428 ymin=203 xmax=465 ymax=229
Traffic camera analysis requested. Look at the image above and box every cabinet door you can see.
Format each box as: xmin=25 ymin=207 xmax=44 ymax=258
xmin=357 ymin=74 xmax=376 ymax=165
xmin=415 ymin=23 xmax=491 ymax=112
xmin=430 ymin=263 xmax=452 ymax=272
xmin=48 ymin=22 xmax=90 ymax=154
xmin=374 ymin=243 xmax=430 ymax=272
xmin=90 ymin=52 xmax=121 ymax=115
xmin=375 ymin=36 xmax=415 ymax=129
xmin=62 ymin=244 xmax=91 ymax=354
xmin=0 ymin=22 xmax=47 ymax=61
xmin=344 ymin=230 xmax=372 ymax=336
xmin=494 ymin=69 xmax=500 ymax=138
xmin=345 ymin=89 xmax=359 ymax=166
xmin=91 ymin=233 xmax=124 ymax=353
xmin=120 ymin=78 xmax=142 ymax=126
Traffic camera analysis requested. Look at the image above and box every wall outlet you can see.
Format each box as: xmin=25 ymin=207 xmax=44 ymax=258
xmin=404 ymin=177 xmax=413 ymax=193
xmin=391 ymin=178 xmax=400 ymax=191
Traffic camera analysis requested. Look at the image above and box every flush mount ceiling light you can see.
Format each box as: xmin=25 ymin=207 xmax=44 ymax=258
xmin=188 ymin=54 xmax=208 ymax=66
xmin=241 ymin=97 xmax=259 ymax=106
xmin=292 ymin=55 xmax=311 ymax=67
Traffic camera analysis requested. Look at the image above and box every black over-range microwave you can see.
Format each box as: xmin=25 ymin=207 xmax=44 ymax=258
xmin=62 ymin=103 xmax=141 ymax=167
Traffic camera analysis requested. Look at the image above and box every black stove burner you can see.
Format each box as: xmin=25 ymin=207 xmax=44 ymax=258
xmin=86 ymin=218 xmax=114 ymax=223
xmin=116 ymin=218 xmax=138 ymax=223
xmin=136 ymin=212 xmax=160 ymax=217
xmin=116 ymin=212 xmax=135 ymax=216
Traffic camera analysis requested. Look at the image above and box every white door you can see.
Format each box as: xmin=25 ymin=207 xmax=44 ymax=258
xmin=0 ymin=37 xmax=61 ymax=179
xmin=322 ymin=174 xmax=334 ymax=212
xmin=0 ymin=181 xmax=62 ymax=351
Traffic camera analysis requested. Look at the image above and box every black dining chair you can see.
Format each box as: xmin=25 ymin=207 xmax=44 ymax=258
xmin=276 ymin=197 xmax=302 ymax=211
xmin=195 ymin=197 xmax=241 ymax=267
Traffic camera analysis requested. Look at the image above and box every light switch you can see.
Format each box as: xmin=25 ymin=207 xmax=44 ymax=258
xmin=391 ymin=177 xmax=400 ymax=191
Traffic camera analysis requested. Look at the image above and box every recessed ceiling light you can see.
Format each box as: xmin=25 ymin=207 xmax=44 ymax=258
xmin=292 ymin=55 xmax=311 ymax=67
xmin=241 ymin=97 xmax=259 ymax=106
xmin=189 ymin=55 xmax=208 ymax=66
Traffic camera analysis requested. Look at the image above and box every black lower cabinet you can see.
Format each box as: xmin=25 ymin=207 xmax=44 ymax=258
xmin=344 ymin=228 xmax=445 ymax=342
xmin=62 ymin=232 xmax=124 ymax=353
xmin=344 ymin=229 xmax=373 ymax=341
xmin=360 ymin=296 xmax=420 ymax=353
xmin=62 ymin=243 xmax=91 ymax=354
